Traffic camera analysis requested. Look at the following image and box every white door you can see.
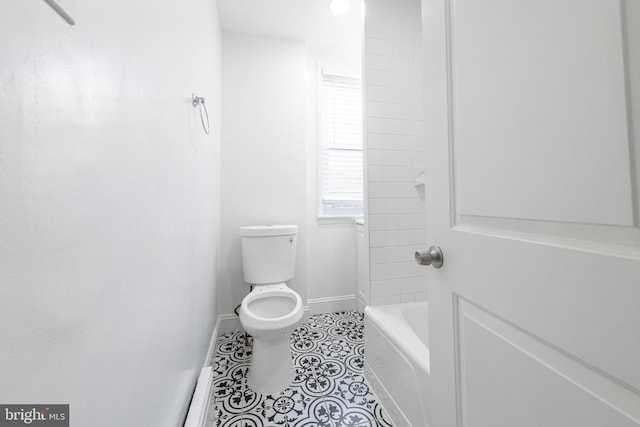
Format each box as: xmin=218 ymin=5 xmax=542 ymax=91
xmin=422 ymin=1 xmax=640 ymax=426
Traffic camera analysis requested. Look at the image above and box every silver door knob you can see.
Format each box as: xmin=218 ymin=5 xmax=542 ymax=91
xmin=415 ymin=246 xmax=444 ymax=268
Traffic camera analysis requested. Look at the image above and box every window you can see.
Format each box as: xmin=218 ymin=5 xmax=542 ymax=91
xmin=319 ymin=72 xmax=363 ymax=217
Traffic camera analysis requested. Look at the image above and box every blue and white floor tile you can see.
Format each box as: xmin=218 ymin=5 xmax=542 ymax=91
xmin=207 ymin=311 xmax=393 ymax=427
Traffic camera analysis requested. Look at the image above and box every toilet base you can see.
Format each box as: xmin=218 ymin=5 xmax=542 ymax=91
xmin=247 ymin=335 xmax=294 ymax=394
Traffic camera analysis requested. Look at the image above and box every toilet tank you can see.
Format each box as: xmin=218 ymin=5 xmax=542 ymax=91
xmin=239 ymin=225 xmax=298 ymax=285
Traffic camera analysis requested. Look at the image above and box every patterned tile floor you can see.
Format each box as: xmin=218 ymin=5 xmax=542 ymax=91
xmin=206 ymin=311 xmax=393 ymax=427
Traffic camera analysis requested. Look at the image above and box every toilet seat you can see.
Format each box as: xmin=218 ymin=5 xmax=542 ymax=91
xmin=240 ymin=283 xmax=303 ymax=336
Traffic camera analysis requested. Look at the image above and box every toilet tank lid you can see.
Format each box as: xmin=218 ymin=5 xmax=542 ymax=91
xmin=239 ymin=225 xmax=298 ymax=237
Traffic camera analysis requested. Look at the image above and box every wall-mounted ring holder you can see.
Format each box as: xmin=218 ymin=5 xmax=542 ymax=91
xmin=192 ymin=93 xmax=210 ymax=135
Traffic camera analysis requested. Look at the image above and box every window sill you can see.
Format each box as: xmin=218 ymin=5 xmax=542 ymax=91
xmin=317 ymin=215 xmax=363 ymax=225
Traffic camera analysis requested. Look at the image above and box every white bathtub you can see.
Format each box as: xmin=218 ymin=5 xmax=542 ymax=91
xmin=364 ymin=302 xmax=430 ymax=427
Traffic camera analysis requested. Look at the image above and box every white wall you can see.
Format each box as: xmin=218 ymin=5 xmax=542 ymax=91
xmin=219 ymin=34 xmax=308 ymax=315
xmin=0 ymin=1 xmax=221 ymax=426
xmin=305 ymin=57 xmax=359 ymax=313
xmin=364 ymin=0 xmax=427 ymax=305
xmin=305 ymin=224 xmax=358 ymax=311
xmin=219 ymin=33 xmax=361 ymax=318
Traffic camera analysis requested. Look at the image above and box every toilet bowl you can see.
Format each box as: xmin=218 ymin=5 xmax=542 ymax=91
xmin=238 ymin=225 xmax=304 ymax=394
xmin=240 ymin=283 xmax=304 ymax=337
xmin=239 ymin=283 xmax=304 ymax=393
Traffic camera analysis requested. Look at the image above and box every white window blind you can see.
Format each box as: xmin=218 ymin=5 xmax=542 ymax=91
xmin=320 ymin=73 xmax=363 ymax=216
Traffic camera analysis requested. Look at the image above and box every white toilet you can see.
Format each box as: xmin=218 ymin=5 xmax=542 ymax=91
xmin=238 ymin=224 xmax=304 ymax=394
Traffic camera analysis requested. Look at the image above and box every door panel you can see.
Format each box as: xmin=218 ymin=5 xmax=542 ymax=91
xmin=457 ymin=299 xmax=640 ymax=427
xmin=452 ymin=0 xmax=634 ymax=227
xmin=422 ymin=0 xmax=640 ymax=426
xmin=448 ymin=234 xmax=640 ymax=392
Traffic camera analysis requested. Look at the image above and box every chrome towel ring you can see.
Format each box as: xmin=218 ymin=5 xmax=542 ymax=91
xmin=192 ymin=93 xmax=210 ymax=135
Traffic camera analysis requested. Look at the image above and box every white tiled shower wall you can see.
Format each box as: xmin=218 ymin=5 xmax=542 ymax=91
xmin=365 ymin=0 xmax=427 ymax=305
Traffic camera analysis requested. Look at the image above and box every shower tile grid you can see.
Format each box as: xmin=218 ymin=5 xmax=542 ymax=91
xmin=207 ymin=311 xmax=394 ymax=427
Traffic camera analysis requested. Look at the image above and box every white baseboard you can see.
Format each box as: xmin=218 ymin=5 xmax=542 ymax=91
xmin=203 ymin=323 xmax=218 ymax=369
xmin=202 ymin=313 xmax=241 ymax=369
xmin=307 ymin=294 xmax=356 ymax=316
xmin=217 ymin=313 xmax=243 ymax=335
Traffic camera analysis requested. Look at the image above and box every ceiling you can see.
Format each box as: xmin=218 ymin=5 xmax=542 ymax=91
xmin=217 ymin=0 xmax=362 ymax=63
